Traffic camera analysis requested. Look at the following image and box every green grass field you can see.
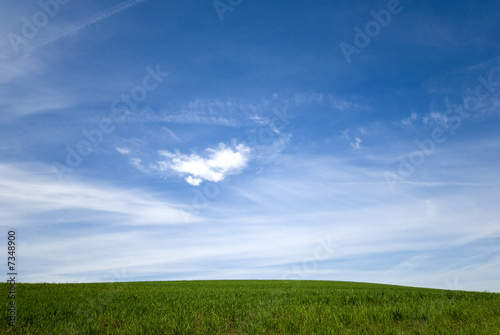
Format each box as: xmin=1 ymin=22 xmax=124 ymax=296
xmin=2 ymin=280 xmax=500 ymax=334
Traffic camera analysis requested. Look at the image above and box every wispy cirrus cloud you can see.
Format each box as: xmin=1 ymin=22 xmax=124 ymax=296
xmin=142 ymin=112 xmax=237 ymax=126
xmin=0 ymin=163 xmax=197 ymax=226
xmin=340 ymin=128 xmax=365 ymax=150
xmin=120 ymin=92 xmax=365 ymax=127
xmin=399 ymin=111 xmax=419 ymax=127
xmin=7 ymin=152 xmax=500 ymax=289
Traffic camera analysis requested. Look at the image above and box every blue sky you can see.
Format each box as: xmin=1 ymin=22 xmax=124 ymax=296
xmin=1 ymin=0 xmax=500 ymax=291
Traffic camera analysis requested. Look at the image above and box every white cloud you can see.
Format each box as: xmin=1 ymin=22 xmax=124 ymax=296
xmin=340 ymin=129 xmax=349 ymax=140
xmin=423 ymin=111 xmax=448 ymax=126
xmin=400 ymin=111 xmax=418 ymax=127
xmin=185 ymin=176 xmax=203 ymax=186
xmin=289 ymin=92 xmax=365 ymax=112
xmin=116 ymin=147 xmax=131 ymax=155
xmin=249 ymin=115 xmax=268 ymax=125
xmin=340 ymin=129 xmax=364 ymax=150
xmin=129 ymin=157 xmax=149 ymax=173
xmin=350 ymin=137 xmax=362 ymax=150
xmin=156 ymin=143 xmax=251 ymax=185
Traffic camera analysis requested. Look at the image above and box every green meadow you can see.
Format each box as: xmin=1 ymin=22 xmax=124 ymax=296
xmin=2 ymin=280 xmax=500 ymax=334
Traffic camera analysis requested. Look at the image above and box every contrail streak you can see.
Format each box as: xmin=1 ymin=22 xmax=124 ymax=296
xmin=31 ymin=0 xmax=147 ymax=50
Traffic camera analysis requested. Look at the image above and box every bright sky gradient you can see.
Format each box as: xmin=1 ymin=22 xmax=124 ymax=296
xmin=1 ymin=0 xmax=500 ymax=292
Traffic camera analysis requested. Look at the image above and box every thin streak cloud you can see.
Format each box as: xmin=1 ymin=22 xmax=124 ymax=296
xmin=31 ymin=0 xmax=147 ymax=49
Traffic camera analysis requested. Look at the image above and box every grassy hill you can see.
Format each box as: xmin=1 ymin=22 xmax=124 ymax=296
xmin=2 ymin=280 xmax=500 ymax=334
